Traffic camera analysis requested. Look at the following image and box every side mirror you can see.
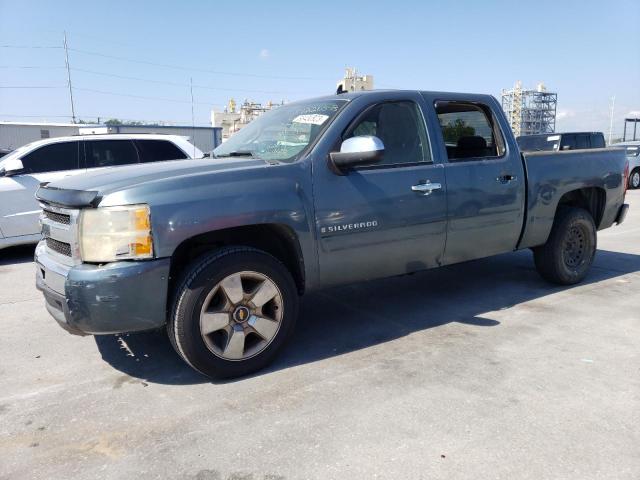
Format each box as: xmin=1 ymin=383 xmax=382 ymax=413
xmin=329 ymin=136 xmax=384 ymax=174
xmin=0 ymin=158 xmax=24 ymax=177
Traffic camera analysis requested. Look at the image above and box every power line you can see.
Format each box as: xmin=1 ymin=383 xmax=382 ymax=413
xmin=0 ymin=112 xmax=211 ymax=125
xmin=72 ymin=68 xmax=190 ymax=87
xmin=0 ymin=113 xmax=71 ymax=118
xmin=72 ymin=86 xmax=224 ymax=107
xmin=72 ymin=86 xmax=195 ymax=104
xmin=0 ymin=85 xmax=66 ymax=89
xmin=0 ymin=44 xmax=62 ymax=49
xmin=69 ymin=67 xmax=313 ymax=95
xmin=0 ymin=65 xmax=65 ymax=69
xmin=0 ymin=63 xmax=316 ymax=95
xmin=67 ymin=47 xmax=334 ymax=81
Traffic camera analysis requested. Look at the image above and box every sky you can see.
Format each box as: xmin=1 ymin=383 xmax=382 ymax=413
xmin=0 ymin=0 xmax=639 ymax=138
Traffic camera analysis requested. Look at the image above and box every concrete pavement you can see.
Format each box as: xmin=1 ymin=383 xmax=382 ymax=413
xmin=1 ymin=192 xmax=639 ymax=480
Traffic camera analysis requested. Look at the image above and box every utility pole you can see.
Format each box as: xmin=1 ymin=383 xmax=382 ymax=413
xmin=608 ymin=95 xmax=615 ymax=145
xmin=190 ymin=77 xmax=196 ymax=158
xmin=63 ymin=31 xmax=76 ymax=123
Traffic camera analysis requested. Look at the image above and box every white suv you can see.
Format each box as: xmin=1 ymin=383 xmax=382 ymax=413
xmin=0 ymin=134 xmax=203 ymax=250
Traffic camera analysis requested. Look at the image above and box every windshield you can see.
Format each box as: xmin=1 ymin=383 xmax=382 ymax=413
xmin=213 ymin=99 xmax=346 ymax=163
xmin=517 ymin=135 xmax=559 ymax=152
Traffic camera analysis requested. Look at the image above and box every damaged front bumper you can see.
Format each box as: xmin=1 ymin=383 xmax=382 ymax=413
xmin=35 ymin=241 xmax=171 ymax=335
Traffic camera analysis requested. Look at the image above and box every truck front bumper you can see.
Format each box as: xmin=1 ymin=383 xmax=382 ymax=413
xmin=35 ymin=241 xmax=171 ymax=335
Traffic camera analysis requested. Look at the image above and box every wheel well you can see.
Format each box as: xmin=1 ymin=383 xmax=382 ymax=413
xmin=169 ymin=224 xmax=305 ymax=296
xmin=556 ymin=187 xmax=606 ymax=227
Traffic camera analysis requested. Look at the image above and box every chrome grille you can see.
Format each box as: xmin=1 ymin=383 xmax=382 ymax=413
xmin=43 ymin=209 xmax=71 ymax=225
xmin=39 ymin=204 xmax=80 ymax=265
xmin=46 ymin=237 xmax=72 ymax=257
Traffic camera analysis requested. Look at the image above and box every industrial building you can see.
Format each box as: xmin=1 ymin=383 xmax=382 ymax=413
xmin=211 ymin=99 xmax=282 ymax=140
xmin=336 ymin=67 xmax=374 ymax=93
xmin=501 ymin=81 xmax=558 ymax=136
xmin=0 ymin=121 xmax=222 ymax=153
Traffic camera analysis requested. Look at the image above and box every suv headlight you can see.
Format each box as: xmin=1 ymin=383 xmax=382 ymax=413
xmin=79 ymin=204 xmax=153 ymax=262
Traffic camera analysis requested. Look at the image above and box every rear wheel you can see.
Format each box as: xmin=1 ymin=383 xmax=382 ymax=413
xmin=533 ymin=207 xmax=597 ymax=285
xmin=168 ymin=247 xmax=299 ymax=379
xmin=630 ymin=169 xmax=640 ymax=189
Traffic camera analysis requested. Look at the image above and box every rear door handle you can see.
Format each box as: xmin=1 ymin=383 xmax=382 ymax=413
xmin=411 ymin=181 xmax=442 ymax=195
xmin=497 ymin=174 xmax=517 ymax=184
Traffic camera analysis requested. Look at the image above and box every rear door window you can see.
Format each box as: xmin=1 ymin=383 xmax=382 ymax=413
xmin=85 ymin=140 xmax=139 ymax=168
xmin=135 ymin=140 xmax=188 ymax=163
xmin=20 ymin=142 xmax=80 ymax=174
xmin=435 ymin=101 xmax=505 ymax=161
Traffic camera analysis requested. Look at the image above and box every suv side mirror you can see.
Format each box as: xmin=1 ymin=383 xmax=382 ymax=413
xmin=329 ymin=136 xmax=384 ymax=174
xmin=0 ymin=158 xmax=24 ymax=177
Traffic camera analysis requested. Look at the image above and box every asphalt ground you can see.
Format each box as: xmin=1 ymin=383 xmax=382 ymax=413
xmin=1 ymin=191 xmax=639 ymax=480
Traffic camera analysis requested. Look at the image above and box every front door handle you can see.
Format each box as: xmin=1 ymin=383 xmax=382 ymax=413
xmin=411 ymin=181 xmax=442 ymax=195
xmin=497 ymin=174 xmax=517 ymax=184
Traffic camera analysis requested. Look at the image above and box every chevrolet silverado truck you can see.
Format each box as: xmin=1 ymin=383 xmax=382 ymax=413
xmin=34 ymin=90 xmax=630 ymax=379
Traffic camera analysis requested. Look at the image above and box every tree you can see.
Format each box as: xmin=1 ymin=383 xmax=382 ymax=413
xmin=104 ymin=118 xmax=124 ymax=126
xmin=441 ymin=119 xmax=475 ymax=143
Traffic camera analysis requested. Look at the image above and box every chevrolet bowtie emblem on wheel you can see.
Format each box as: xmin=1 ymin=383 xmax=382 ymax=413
xmin=233 ymin=306 xmax=250 ymax=323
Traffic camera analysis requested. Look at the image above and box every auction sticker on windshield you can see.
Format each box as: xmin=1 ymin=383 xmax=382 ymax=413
xmin=292 ymin=114 xmax=329 ymax=125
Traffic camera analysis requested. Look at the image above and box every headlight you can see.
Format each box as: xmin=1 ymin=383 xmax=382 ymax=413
xmin=79 ymin=204 xmax=153 ymax=262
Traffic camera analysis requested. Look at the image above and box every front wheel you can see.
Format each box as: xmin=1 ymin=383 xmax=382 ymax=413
xmin=168 ymin=247 xmax=299 ymax=379
xmin=533 ymin=207 xmax=597 ymax=285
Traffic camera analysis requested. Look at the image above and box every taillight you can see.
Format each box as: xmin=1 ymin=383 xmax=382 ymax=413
xmin=623 ymin=160 xmax=629 ymax=197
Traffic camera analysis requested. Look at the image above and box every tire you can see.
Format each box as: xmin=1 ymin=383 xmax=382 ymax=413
xmin=629 ymin=169 xmax=640 ymax=190
xmin=168 ymin=246 xmax=299 ymax=379
xmin=533 ymin=207 xmax=597 ymax=285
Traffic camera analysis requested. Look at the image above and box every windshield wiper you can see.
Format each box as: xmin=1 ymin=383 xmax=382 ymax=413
xmin=226 ymin=150 xmax=254 ymax=157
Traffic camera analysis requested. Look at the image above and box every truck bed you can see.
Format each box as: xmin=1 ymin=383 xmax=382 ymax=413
xmin=518 ymin=147 xmax=628 ymax=249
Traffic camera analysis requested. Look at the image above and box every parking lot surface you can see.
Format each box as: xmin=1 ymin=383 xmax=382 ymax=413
xmin=1 ymin=192 xmax=639 ymax=480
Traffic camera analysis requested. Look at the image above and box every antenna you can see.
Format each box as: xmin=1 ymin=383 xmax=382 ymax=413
xmin=63 ymin=31 xmax=77 ymax=123
xmin=190 ymin=77 xmax=196 ymax=158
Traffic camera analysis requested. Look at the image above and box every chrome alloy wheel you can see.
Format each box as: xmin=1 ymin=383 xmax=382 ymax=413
xmin=632 ymin=171 xmax=640 ymax=189
xmin=199 ymin=271 xmax=284 ymax=361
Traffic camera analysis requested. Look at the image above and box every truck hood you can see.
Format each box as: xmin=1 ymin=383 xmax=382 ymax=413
xmin=36 ymin=157 xmax=266 ymax=207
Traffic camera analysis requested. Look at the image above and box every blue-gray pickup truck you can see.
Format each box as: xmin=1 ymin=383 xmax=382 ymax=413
xmin=34 ymin=90 xmax=630 ymax=378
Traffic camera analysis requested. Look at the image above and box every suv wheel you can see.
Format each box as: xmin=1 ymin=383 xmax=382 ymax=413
xmin=533 ymin=207 xmax=597 ymax=285
xmin=168 ymin=247 xmax=299 ymax=379
xmin=630 ymin=169 xmax=640 ymax=189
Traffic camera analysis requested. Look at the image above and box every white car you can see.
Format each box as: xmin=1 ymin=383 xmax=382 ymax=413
xmin=0 ymin=134 xmax=202 ymax=249
xmin=615 ymin=141 xmax=640 ymax=189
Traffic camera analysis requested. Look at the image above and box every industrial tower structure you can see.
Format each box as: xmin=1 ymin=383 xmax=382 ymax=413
xmin=501 ymin=81 xmax=557 ymax=137
xmin=336 ymin=68 xmax=374 ymax=94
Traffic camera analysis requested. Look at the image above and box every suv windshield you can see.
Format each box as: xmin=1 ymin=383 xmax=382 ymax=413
xmin=213 ymin=99 xmax=346 ymax=163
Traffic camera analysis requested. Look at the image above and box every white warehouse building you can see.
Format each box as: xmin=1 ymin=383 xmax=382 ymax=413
xmin=0 ymin=122 xmax=90 ymax=151
xmin=0 ymin=122 xmax=222 ymax=153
